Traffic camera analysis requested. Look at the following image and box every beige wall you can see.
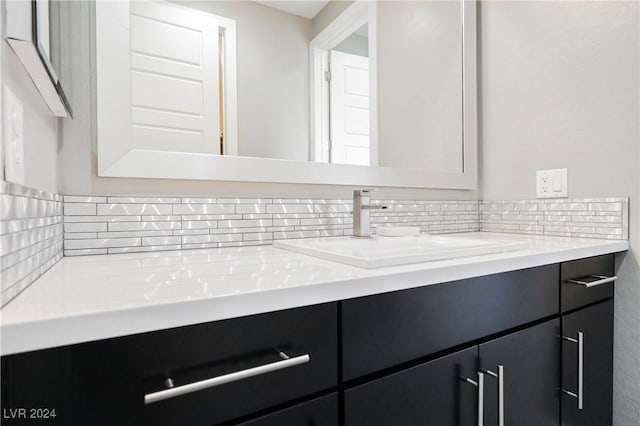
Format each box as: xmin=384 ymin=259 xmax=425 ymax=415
xmin=377 ymin=1 xmax=463 ymax=172
xmin=478 ymin=2 xmax=640 ymax=424
xmin=1 ymin=2 xmax=59 ymax=194
xmin=312 ymin=0 xmax=354 ymax=37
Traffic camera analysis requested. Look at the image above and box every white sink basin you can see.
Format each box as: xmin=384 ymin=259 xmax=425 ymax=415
xmin=273 ymin=234 xmax=528 ymax=268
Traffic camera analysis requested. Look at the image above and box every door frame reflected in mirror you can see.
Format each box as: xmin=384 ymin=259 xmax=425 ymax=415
xmin=309 ymin=1 xmax=378 ymax=166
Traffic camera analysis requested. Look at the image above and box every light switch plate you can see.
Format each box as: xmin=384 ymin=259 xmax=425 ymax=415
xmin=536 ymin=168 xmax=568 ymax=198
xmin=3 ymin=85 xmax=25 ymax=185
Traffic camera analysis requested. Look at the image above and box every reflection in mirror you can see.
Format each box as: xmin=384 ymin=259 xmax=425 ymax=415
xmin=95 ymin=0 xmax=465 ymax=175
xmin=378 ymin=1 xmax=463 ymax=173
xmin=324 ymin=25 xmax=371 ymax=166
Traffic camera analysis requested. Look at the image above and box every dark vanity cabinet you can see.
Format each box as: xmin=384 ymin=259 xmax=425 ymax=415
xmin=1 ymin=303 xmax=339 ymax=426
xmin=560 ymin=256 xmax=615 ymax=426
xmin=345 ymin=319 xmax=561 ymax=426
xmin=478 ymin=319 xmax=560 ymax=426
xmin=344 ymin=347 xmax=479 ymax=426
xmin=1 ymin=254 xmax=617 ymax=425
xmin=341 ymin=263 xmax=561 ymax=426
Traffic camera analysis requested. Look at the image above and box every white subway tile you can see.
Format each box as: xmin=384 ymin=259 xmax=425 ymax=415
xmin=64 ymin=203 xmax=97 ymax=216
xmin=181 ymin=197 xmax=217 ymax=204
xmin=65 ymin=232 xmax=98 ymax=240
xmin=64 ymin=196 xmax=107 ymax=203
xmin=218 ymin=219 xmax=272 ymax=228
xmin=242 ymin=214 xmax=272 ymax=220
xmin=267 ymin=204 xmax=314 ymax=214
xmin=107 ymin=197 xmax=180 ymax=204
xmin=141 ymin=215 xmax=181 ymax=221
xmin=242 ymin=232 xmax=273 ymax=241
xmin=64 ymin=222 xmax=108 ymax=233
xmin=236 ymin=204 xmax=267 ymax=214
xmin=211 ymin=227 xmax=266 ymax=234
xmin=64 ymin=238 xmax=141 ymax=250
xmin=300 ymin=217 xmax=349 ymax=226
xmin=180 ymin=214 xmax=242 ymax=221
xmin=98 ymin=230 xmax=174 ymax=238
xmin=108 ymin=221 xmax=181 ymax=231
xmin=65 ymin=215 xmax=140 ymax=223
xmin=64 ymin=248 xmax=107 ymax=256
xmin=217 ymin=198 xmax=273 ymax=204
xmin=314 ymin=204 xmax=351 ymax=213
xmin=273 ymin=218 xmax=300 ymax=226
xmin=181 ymin=243 xmax=219 ymax=249
xmin=173 ymin=229 xmax=209 ymax=236
xmin=173 ymin=204 xmax=235 ymax=215
xmin=182 ymin=234 xmax=243 ymax=244
xmin=141 ymin=236 xmax=181 ymax=246
xmin=97 ymin=204 xmax=172 ymax=215
xmin=108 ymin=245 xmax=181 ymax=254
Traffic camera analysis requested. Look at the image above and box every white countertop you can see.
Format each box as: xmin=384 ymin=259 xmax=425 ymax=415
xmin=0 ymin=232 xmax=628 ymax=356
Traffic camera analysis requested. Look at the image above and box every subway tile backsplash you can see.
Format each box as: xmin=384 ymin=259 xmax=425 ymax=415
xmin=62 ymin=197 xmax=480 ymax=256
xmin=56 ymin=196 xmax=629 ymax=257
xmin=480 ymin=198 xmax=629 ymax=240
xmin=0 ymin=182 xmax=63 ymax=306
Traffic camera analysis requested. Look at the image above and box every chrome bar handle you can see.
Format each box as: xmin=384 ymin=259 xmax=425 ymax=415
xmin=566 ymin=275 xmax=617 ymax=288
xmin=484 ymin=365 xmax=504 ymax=426
xmin=562 ymin=331 xmax=584 ymax=410
xmin=145 ymin=352 xmax=310 ymax=404
xmin=497 ymin=365 xmax=504 ymax=426
xmin=464 ymin=371 xmax=485 ymax=426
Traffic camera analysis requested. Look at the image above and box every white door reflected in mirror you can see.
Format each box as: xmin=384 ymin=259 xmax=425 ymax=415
xmin=329 ymin=50 xmax=370 ymax=166
xmin=129 ymin=1 xmax=223 ymax=155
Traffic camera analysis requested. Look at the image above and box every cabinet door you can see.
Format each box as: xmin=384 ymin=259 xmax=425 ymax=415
xmin=345 ymin=347 xmax=478 ymax=426
xmin=479 ymin=319 xmax=560 ymax=426
xmin=236 ymin=394 xmax=338 ymax=426
xmin=561 ymin=300 xmax=613 ymax=426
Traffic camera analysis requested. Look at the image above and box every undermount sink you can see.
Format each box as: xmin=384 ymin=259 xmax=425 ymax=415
xmin=273 ymin=234 xmax=528 ymax=268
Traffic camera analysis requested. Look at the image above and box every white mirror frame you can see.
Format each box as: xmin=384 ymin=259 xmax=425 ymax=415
xmin=97 ymin=0 xmax=477 ymax=190
xmin=5 ymin=0 xmax=72 ymax=117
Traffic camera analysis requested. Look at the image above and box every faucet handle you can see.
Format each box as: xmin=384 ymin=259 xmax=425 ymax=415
xmin=353 ymin=188 xmax=377 ymax=196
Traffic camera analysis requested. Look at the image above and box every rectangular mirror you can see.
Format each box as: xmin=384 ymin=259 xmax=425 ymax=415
xmin=94 ymin=0 xmax=476 ymax=189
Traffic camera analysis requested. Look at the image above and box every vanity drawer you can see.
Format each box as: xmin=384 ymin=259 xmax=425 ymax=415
xmin=237 ymin=393 xmax=338 ymax=426
xmin=2 ymin=303 xmax=338 ymax=426
xmin=561 ymin=255 xmax=615 ymax=312
xmin=341 ymin=264 xmax=559 ymax=380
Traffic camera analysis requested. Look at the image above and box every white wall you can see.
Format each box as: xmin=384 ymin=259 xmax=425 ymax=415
xmin=478 ymin=2 xmax=640 ymax=424
xmin=1 ymin=2 xmax=59 ymax=193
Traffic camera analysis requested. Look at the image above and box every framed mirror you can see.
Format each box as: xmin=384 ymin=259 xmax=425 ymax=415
xmin=95 ymin=0 xmax=476 ymax=189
